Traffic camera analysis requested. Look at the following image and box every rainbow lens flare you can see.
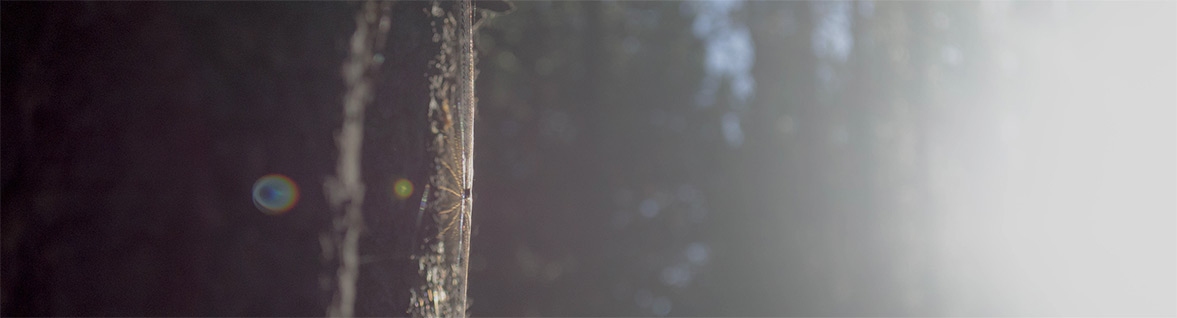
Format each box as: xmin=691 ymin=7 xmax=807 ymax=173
xmin=252 ymin=174 xmax=299 ymax=214
xmin=393 ymin=178 xmax=414 ymax=200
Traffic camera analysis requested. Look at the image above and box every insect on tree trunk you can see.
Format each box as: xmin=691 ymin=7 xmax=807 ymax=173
xmin=408 ymin=0 xmax=477 ymax=317
xmin=326 ymin=0 xmax=479 ymax=317
xmin=0 ymin=0 xmax=490 ymax=316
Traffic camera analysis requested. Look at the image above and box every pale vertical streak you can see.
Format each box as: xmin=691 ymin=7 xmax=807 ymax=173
xmin=327 ymin=1 xmax=391 ymax=317
xmin=454 ymin=0 xmax=476 ymax=314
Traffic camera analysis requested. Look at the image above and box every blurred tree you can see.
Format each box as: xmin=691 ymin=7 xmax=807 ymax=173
xmin=0 ymin=1 xmax=460 ymax=316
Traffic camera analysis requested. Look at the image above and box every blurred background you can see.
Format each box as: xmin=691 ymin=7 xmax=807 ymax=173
xmin=3 ymin=1 xmax=1174 ymax=317
xmin=469 ymin=1 xmax=1174 ymax=316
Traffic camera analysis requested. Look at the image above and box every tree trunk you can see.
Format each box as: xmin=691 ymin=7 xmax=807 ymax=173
xmin=0 ymin=1 xmax=479 ymax=316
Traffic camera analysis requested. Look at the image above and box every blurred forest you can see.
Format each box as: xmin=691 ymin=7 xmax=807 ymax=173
xmin=2 ymin=1 xmax=1174 ymax=317
xmin=470 ymin=1 xmax=942 ymax=315
xmin=471 ymin=1 xmax=1174 ymax=316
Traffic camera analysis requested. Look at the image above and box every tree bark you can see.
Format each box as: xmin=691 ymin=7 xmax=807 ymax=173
xmin=0 ymin=1 xmax=480 ymax=316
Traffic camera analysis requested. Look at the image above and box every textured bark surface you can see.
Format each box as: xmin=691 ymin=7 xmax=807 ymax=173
xmin=408 ymin=1 xmax=476 ymax=316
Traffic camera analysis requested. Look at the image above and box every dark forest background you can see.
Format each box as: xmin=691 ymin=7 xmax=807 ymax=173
xmin=2 ymin=1 xmax=1174 ymax=317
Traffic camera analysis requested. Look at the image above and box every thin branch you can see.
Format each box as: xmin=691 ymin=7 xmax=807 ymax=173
xmin=326 ymin=1 xmax=393 ymax=317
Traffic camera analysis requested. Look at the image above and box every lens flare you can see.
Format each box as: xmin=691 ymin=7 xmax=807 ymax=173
xmin=394 ymin=178 xmax=414 ymax=200
xmin=252 ymin=174 xmax=299 ymax=214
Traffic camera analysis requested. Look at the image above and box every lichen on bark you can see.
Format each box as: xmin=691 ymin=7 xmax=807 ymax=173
xmin=408 ymin=0 xmax=476 ymax=317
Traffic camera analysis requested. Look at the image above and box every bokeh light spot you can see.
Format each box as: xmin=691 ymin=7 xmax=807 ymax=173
xmin=252 ymin=174 xmax=299 ymax=215
xmin=394 ymin=178 xmax=414 ymax=200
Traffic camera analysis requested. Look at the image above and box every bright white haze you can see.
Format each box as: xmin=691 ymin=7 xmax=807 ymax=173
xmin=926 ymin=2 xmax=1175 ymax=315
